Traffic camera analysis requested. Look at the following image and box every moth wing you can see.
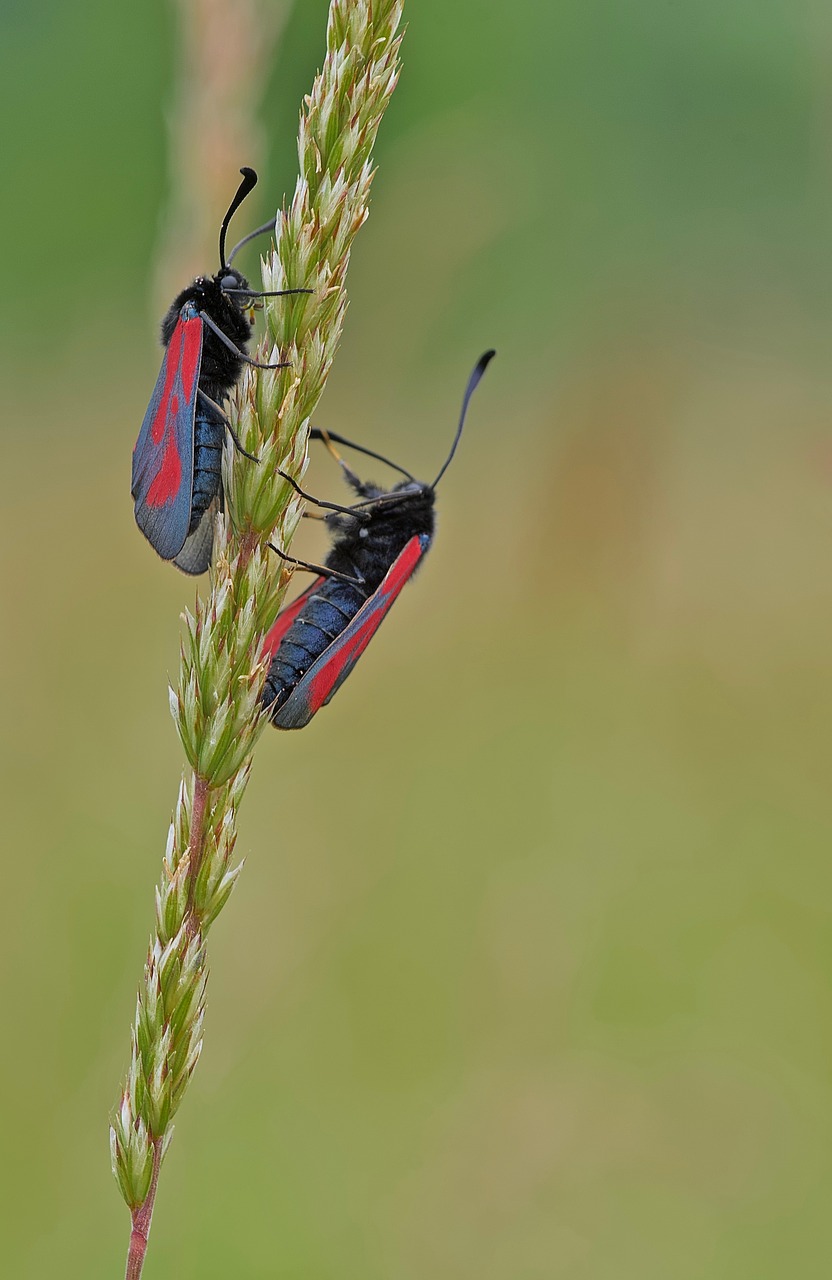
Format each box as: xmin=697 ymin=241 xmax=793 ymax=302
xmin=132 ymin=309 xmax=203 ymax=559
xmin=273 ymin=534 xmax=430 ymax=730
xmin=172 ymin=498 xmax=218 ymax=575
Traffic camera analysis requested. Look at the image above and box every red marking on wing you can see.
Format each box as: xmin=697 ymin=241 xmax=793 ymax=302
xmin=262 ymin=579 xmax=325 ymax=659
xmin=151 ymin=323 xmax=183 ymax=445
xmin=146 ymin=435 xmax=183 ymax=507
xmin=306 ymin=610 xmax=378 ymax=709
xmin=180 ymin=318 xmax=201 ymax=401
xmin=376 ymin=535 xmax=424 ymax=594
xmin=306 ymin=537 xmax=425 ymax=711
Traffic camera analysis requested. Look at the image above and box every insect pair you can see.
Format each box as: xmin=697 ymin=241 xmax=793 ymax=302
xmin=132 ymin=167 xmax=495 ymax=727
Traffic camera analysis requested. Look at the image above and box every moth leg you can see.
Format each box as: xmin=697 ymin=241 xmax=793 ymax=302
xmin=224 ymin=287 xmax=312 ymax=299
xmin=309 ymin=428 xmax=363 ymax=487
xmin=197 ymin=390 xmax=259 ymax=463
xmin=198 ymin=309 xmax=289 ymax=370
xmin=267 ymin=541 xmax=366 ymax=589
xmin=276 ymin=468 xmax=370 ymax=520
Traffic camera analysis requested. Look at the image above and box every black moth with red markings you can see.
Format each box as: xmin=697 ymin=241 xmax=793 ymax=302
xmin=132 ymin=167 xmax=308 ymax=574
xmin=261 ymin=350 xmax=496 ymax=729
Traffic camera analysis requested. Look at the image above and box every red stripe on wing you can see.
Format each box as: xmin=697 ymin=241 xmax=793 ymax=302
xmin=146 ymin=433 xmax=183 ymax=507
xmin=150 ymin=323 xmax=183 ymax=445
xmin=302 ymin=535 xmax=426 ymax=716
xmin=133 ymin=308 xmax=203 ymax=560
xmin=306 ymin=609 xmax=380 ymax=709
xmin=180 ymin=321 xmax=201 ymax=401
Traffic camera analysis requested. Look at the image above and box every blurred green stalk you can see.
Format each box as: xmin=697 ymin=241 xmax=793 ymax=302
xmin=110 ymin=3 xmax=404 ymax=1275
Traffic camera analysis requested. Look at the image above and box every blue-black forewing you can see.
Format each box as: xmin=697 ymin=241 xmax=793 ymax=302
xmin=172 ymin=498 xmax=218 ymax=575
xmin=273 ymin=534 xmax=431 ymax=730
xmin=132 ymin=305 xmax=203 ymax=559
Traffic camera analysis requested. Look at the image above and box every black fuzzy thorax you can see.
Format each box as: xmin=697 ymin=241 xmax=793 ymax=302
xmin=161 ymin=268 xmax=253 ymax=402
xmin=325 ymin=477 xmax=436 ymax=589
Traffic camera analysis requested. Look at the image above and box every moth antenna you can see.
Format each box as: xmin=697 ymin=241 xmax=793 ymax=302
xmin=224 ymin=288 xmax=312 ymax=299
xmin=219 ymin=168 xmax=258 ymax=270
xmin=431 ymin=350 xmax=496 ymax=489
xmin=227 ymin=217 xmax=275 ymax=265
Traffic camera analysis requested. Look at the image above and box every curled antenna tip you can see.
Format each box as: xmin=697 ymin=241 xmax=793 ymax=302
xmin=430 ymin=350 xmax=496 ymax=488
xmin=219 ymin=168 xmax=259 ymax=269
xmin=431 ymin=349 xmax=496 ymax=489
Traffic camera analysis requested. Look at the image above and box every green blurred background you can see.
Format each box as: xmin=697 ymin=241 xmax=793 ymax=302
xmin=3 ymin=1 xmax=832 ymax=1275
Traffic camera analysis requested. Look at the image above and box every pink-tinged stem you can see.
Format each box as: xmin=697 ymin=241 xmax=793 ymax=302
xmin=124 ymin=1139 xmax=163 ymax=1280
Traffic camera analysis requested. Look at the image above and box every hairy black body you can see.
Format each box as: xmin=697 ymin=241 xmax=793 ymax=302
xmin=262 ymin=477 xmax=435 ymax=715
